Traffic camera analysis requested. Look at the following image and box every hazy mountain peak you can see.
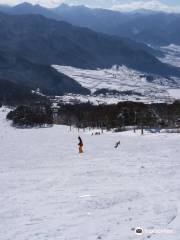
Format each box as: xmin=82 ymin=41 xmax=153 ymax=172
xmin=14 ymin=2 xmax=33 ymax=8
xmin=55 ymin=3 xmax=88 ymax=11
xmin=59 ymin=3 xmax=69 ymax=8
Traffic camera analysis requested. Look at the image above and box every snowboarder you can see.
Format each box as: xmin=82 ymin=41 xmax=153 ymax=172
xmin=114 ymin=141 xmax=120 ymax=148
xmin=78 ymin=136 xmax=83 ymax=153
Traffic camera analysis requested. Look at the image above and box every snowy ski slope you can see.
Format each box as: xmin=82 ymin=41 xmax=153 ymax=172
xmin=1 ymin=107 xmax=180 ymax=240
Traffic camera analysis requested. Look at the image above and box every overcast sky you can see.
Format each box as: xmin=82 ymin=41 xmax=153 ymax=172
xmin=1 ymin=0 xmax=180 ymax=12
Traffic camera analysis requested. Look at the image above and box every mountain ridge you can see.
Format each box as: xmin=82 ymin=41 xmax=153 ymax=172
xmin=0 ymin=49 xmax=90 ymax=96
xmin=0 ymin=12 xmax=179 ymax=77
xmin=1 ymin=3 xmax=179 ymax=46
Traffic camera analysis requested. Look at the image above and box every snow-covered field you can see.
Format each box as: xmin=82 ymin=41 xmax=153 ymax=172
xmin=160 ymin=45 xmax=180 ymax=68
xmin=1 ymin=107 xmax=180 ymax=240
xmin=53 ymin=65 xmax=180 ymax=105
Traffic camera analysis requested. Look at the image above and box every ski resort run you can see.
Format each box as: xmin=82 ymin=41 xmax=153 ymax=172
xmin=0 ymin=107 xmax=180 ymax=240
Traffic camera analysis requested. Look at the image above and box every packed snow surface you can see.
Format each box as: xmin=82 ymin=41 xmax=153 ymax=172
xmin=53 ymin=65 xmax=180 ymax=104
xmin=1 ymin=107 xmax=180 ymax=240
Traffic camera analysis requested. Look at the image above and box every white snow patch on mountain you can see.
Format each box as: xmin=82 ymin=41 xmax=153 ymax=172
xmin=0 ymin=107 xmax=180 ymax=240
xmin=160 ymin=44 xmax=180 ymax=68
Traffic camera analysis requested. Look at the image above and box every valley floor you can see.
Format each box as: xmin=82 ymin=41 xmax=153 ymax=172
xmin=54 ymin=65 xmax=180 ymax=105
xmin=0 ymin=107 xmax=180 ymax=240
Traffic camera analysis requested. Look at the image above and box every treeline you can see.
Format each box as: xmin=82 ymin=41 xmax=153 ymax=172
xmin=7 ymin=105 xmax=53 ymax=127
xmin=57 ymin=101 xmax=180 ymax=130
xmin=5 ymin=101 xmax=180 ymax=129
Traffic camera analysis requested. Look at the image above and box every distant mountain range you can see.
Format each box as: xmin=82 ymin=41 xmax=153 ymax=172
xmin=0 ymin=6 xmax=180 ymax=104
xmin=0 ymin=2 xmax=62 ymax=20
xmin=53 ymin=4 xmax=180 ymax=46
xmin=0 ymin=12 xmax=179 ymax=75
xmin=1 ymin=3 xmax=180 ymax=46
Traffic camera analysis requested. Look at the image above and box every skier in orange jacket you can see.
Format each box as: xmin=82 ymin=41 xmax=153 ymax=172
xmin=78 ymin=136 xmax=83 ymax=153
